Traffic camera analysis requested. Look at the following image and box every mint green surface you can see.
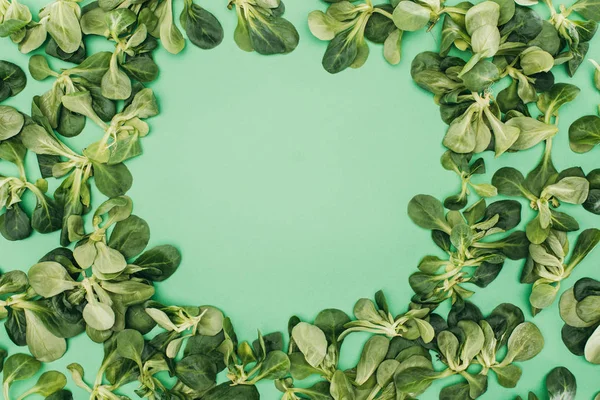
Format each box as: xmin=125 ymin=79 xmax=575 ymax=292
xmin=1 ymin=0 xmax=600 ymax=398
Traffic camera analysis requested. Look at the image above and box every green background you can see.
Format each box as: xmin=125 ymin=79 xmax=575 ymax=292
xmin=2 ymin=0 xmax=600 ymax=398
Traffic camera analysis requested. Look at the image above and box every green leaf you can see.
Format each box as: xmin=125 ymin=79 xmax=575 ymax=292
xmin=520 ymin=47 xmax=554 ymax=75
xmin=65 ymin=52 xmax=112 ymax=84
xmin=585 ymin=325 xmax=600 ymax=363
xmin=504 ymin=322 xmax=544 ymax=363
xmin=376 ymin=359 xmax=400 ymax=387
xmin=537 ymin=83 xmax=580 ymax=118
xmin=438 ymin=331 xmax=459 ymax=367
xmin=2 ymin=353 xmax=41 ymax=390
xmin=92 ymin=162 xmax=133 ymax=197
xmin=443 ymin=107 xmax=477 ymax=153
xmin=508 ymin=117 xmax=558 ymax=150
xmin=322 ymin=29 xmax=358 ymax=74
xmin=255 ymin=350 xmax=290 ymax=381
xmin=572 ymin=0 xmax=600 ymax=21
xmin=20 ymin=370 xmax=67 ymax=397
xmin=314 ymin=308 xmax=350 ymax=346
xmin=93 ymin=241 xmax=127 ymax=274
xmin=234 ymin=12 xmax=253 ymax=52
xmin=355 ymin=336 xmax=389 ymax=385
xmin=101 ymin=53 xmax=131 ymax=100
xmin=247 ymin=15 xmax=299 ymax=55
xmin=559 ymin=288 xmax=596 ymax=327
xmin=176 ymin=354 xmax=218 ymax=390
xmin=461 ymin=59 xmax=499 ymax=92
xmin=526 ymin=214 xmax=550 ymax=244
xmin=105 ymin=8 xmax=137 ymax=36
xmin=159 ymin=0 xmax=185 ymax=54
xmin=440 ymin=382 xmax=471 ymax=400
xmin=542 ymin=177 xmax=589 ymax=204
xmin=83 ymin=301 xmax=115 ymax=331
xmin=383 ymin=29 xmax=403 ymax=65
xmin=203 ymin=382 xmax=259 ymax=400
xmin=0 ymin=138 xmax=26 ymax=165
xmin=1 ymin=205 xmax=32 ymax=241
xmin=528 ymin=21 xmax=561 ymax=56
xmin=0 ymin=106 xmax=24 ymax=140
xmin=458 ymin=320 xmax=485 ymax=363
xmin=450 ymin=224 xmax=473 ymax=251
xmin=465 ymin=1 xmax=500 ymax=35
xmin=394 ymin=367 xmax=438 ymax=395
xmin=181 ymin=3 xmax=223 ymax=49
xmin=0 ymin=60 xmax=26 ymax=101
xmin=292 ymin=322 xmax=327 ymax=368
xmin=567 ymin=228 xmax=600 ymax=270
xmin=133 ymin=245 xmax=182 ymax=282
xmin=365 ymin=6 xmax=396 ymax=43
xmin=32 ymin=194 xmax=62 ymax=234
xmin=308 ymin=10 xmax=339 ymax=41
xmin=392 ymin=2 xmax=430 ymax=31
xmin=492 ymin=0 xmax=515 ymax=24
xmin=529 ymin=283 xmax=559 ymax=310
xmin=28 ymin=261 xmax=77 ymax=297
xmin=116 ymin=329 xmax=144 ymax=369
xmin=25 ymin=309 xmax=67 ymax=362
xmin=492 ymin=167 xmax=528 ymax=197
xmin=330 ymin=370 xmax=355 ymax=400
xmin=569 ymin=115 xmax=600 ymax=153
xmin=46 ymin=1 xmax=82 ymax=54
xmin=408 ymin=194 xmax=450 ymax=232
xmin=61 ymin=91 xmax=100 ymax=122
xmin=546 ymin=366 xmax=577 ymax=399
xmin=289 ymin=352 xmax=321 ymax=380
xmin=0 ymin=270 xmax=28 ymax=295
xmin=108 ymin=215 xmax=150 ymax=259
xmin=483 ymin=109 xmax=520 ymax=156
xmin=492 ymin=363 xmax=522 ymax=388
xmin=460 ymin=371 xmax=488 ymax=398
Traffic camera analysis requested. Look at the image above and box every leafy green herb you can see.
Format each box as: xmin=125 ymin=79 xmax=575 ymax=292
xmin=80 ymin=9 xmax=158 ymax=99
xmin=0 ymin=136 xmax=62 ymax=241
xmin=338 ymin=291 xmax=435 ymax=340
xmin=230 ymin=0 xmax=299 ymax=55
xmin=492 ymin=142 xmax=589 ymax=244
xmin=0 ymin=196 xmax=181 ymax=363
xmin=0 ymin=0 xmax=33 ymax=41
xmin=398 ymin=300 xmax=543 ymax=399
xmin=29 ymin=53 xmax=115 ymax=136
xmin=544 ymin=0 xmax=599 ymax=76
xmin=408 ymin=195 xmax=527 ymax=306
xmin=0 ymin=0 xmax=597 ymax=398
xmin=309 ymin=1 xmax=398 ymax=73
xmin=522 ymin=228 xmax=600 ymax=315
xmin=441 ymin=151 xmax=497 ymax=210
xmin=180 ymin=0 xmax=223 ymax=49
xmin=276 ymin=291 xmax=438 ymax=400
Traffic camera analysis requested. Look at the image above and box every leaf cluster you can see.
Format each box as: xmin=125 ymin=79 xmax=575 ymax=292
xmin=492 ymin=155 xmax=590 ymax=245
xmin=1 ymin=352 xmax=68 ymax=400
xmin=0 ymin=196 xmax=181 ymax=361
xmin=521 ymin=228 xmax=600 ymax=315
xmin=408 ymin=194 xmax=527 ymax=307
xmin=398 ymin=300 xmax=543 ymax=399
